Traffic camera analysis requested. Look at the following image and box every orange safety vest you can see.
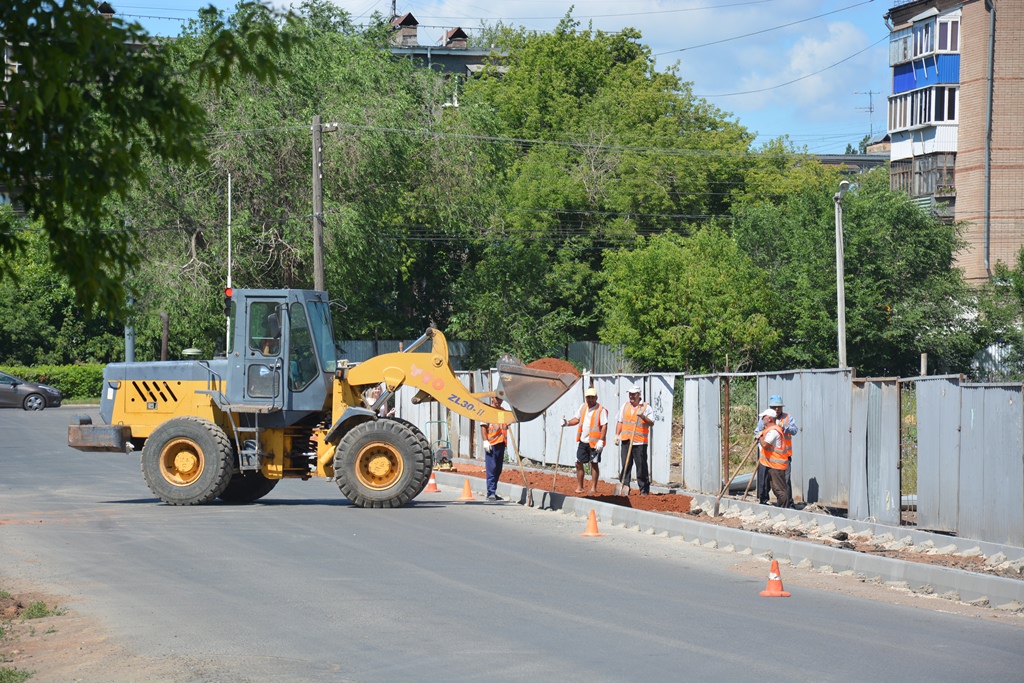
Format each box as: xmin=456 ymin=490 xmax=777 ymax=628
xmin=576 ymin=404 xmax=606 ymax=444
xmin=759 ymin=423 xmax=789 ymax=470
xmin=483 ymin=423 xmax=507 ymax=446
xmin=619 ymin=403 xmax=650 ymax=445
xmin=777 ymin=413 xmax=793 ymax=462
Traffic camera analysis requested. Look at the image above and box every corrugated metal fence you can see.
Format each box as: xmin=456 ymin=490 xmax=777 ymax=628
xmin=382 ymin=359 xmax=1022 ymax=546
xmin=914 ymin=376 xmax=1024 ymax=547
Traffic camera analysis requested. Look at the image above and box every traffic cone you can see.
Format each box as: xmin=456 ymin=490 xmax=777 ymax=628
xmin=579 ymin=509 xmax=604 ymax=537
xmin=456 ymin=479 xmax=476 ymax=501
xmin=424 ymin=473 xmax=440 ymax=493
xmin=759 ymin=559 xmax=791 ymax=597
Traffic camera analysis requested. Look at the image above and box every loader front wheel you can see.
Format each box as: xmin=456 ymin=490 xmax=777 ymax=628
xmin=141 ymin=417 xmax=233 ymax=506
xmin=333 ymin=420 xmax=431 ymax=508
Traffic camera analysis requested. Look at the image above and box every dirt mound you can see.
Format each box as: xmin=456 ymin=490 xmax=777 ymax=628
xmin=455 ymin=463 xmax=692 ymax=513
xmin=525 ymin=358 xmax=581 ymax=376
xmin=0 ymin=595 xmax=23 ymax=619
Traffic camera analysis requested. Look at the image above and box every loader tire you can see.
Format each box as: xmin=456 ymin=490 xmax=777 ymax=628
xmin=140 ymin=417 xmax=233 ymax=506
xmin=388 ymin=417 xmax=434 ymax=496
xmin=218 ymin=472 xmax=279 ymax=503
xmin=333 ymin=419 xmax=431 ymax=508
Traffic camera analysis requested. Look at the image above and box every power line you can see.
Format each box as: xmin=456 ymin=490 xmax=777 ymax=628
xmin=655 ymin=0 xmax=874 ymax=55
xmin=700 ymin=35 xmax=888 ymax=97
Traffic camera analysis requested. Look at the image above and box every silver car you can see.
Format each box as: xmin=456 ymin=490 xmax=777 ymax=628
xmin=0 ymin=371 xmax=63 ymax=410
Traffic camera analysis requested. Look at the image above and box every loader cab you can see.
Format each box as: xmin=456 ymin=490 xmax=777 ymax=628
xmin=226 ymin=289 xmax=338 ymax=421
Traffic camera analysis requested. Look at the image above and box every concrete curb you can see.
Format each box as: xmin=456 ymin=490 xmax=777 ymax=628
xmin=436 ymin=471 xmax=1024 ymax=609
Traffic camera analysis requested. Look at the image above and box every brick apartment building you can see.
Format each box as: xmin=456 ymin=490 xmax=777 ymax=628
xmin=884 ymin=0 xmax=1024 ymax=282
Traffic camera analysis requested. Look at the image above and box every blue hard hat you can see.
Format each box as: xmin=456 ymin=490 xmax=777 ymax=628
xmin=768 ymin=395 xmax=784 ymax=407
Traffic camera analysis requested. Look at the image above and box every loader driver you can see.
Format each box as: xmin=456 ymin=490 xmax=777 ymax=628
xmin=562 ymin=387 xmax=608 ymax=495
xmin=480 ymin=396 xmax=508 ymax=501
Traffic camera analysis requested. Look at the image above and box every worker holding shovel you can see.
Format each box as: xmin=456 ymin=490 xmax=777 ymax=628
xmin=480 ymin=396 xmax=508 ymax=501
xmin=614 ymin=384 xmax=655 ymax=495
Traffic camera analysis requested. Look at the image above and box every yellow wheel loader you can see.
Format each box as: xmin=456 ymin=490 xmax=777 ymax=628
xmin=68 ymin=288 xmax=579 ymax=508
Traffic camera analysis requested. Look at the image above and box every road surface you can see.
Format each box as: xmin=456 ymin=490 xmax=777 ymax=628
xmin=1 ymin=407 xmax=1022 ymax=682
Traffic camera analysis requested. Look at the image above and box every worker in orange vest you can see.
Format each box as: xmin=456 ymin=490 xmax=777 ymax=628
xmin=614 ymin=384 xmax=654 ymax=494
xmin=562 ymin=387 xmax=608 ymax=494
xmin=480 ymin=396 xmax=508 ymax=501
xmin=755 ymin=394 xmax=798 ymax=506
xmin=757 ymin=408 xmax=791 ymax=508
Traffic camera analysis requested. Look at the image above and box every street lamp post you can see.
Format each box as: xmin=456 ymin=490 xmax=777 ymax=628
xmin=834 ymin=180 xmax=850 ymax=369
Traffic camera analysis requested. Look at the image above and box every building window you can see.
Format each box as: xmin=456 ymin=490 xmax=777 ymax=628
xmin=907 ymin=153 xmax=956 ymax=197
xmin=933 ymin=86 xmax=958 ymax=122
xmin=888 ymin=86 xmax=957 ymax=132
xmin=938 ymin=18 xmax=960 ymax=52
xmin=913 ymin=20 xmax=934 ymax=58
xmin=891 ymin=160 xmax=912 ymax=194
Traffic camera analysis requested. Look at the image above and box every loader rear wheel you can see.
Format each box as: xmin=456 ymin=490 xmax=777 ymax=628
xmin=333 ymin=420 xmax=431 ymax=508
xmin=218 ymin=472 xmax=279 ymax=503
xmin=140 ymin=417 xmax=233 ymax=506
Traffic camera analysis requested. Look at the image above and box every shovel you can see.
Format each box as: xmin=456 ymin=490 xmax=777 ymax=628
xmin=713 ymin=439 xmax=758 ymax=517
xmin=506 ymin=430 xmax=534 ymax=507
xmin=551 ymin=416 xmax=565 ymax=493
xmin=613 ymin=411 xmax=644 ymax=497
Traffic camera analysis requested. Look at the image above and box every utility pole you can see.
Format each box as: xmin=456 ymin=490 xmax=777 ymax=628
xmin=312 ymin=115 xmax=325 ymax=291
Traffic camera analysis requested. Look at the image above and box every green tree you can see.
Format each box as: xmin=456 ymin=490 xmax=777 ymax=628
xmin=733 ymin=167 xmax=981 ymax=375
xmin=0 ymin=0 xmax=297 ymax=317
xmin=451 ymin=15 xmax=752 ymax=364
xmin=601 ymin=228 xmax=779 ymax=372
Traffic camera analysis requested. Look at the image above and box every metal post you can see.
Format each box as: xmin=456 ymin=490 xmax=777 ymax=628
xmin=834 ymin=180 xmax=850 ymax=369
xmin=312 ymin=115 xmax=325 ymax=292
xmin=226 ymin=172 xmax=232 ymax=356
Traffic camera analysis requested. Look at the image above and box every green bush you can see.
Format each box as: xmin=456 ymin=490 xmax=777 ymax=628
xmin=0 ymin=364 xmax=104 ymax=400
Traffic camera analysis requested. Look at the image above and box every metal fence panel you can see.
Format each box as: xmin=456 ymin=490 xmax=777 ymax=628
xmin=849 ymin=380 xmax=900 ymax=524
xmin=915 ymin=377 xmax=961 ymax=533
xmin=683 ymin=376 xmax=720 ymax=494
xmin=761 ymin=370 xmax=852 ymax=505
xmin=648 ymin=375 xmax=676 ymax=485
xmin=567 ymin=342 xmax=633 ymax=374
xmin=959 ymin=385 xmax=1024 ymax=546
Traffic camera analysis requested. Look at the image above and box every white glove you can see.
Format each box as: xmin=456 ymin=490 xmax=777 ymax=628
xmin=614 ymin=437 xmax=620 ymax=446
xmin=595 ymin=440 xmax=604 ymax=452
xmin=484 ymin=443 xmax=492 ymax=454
xmin=561 ymin=417 xmax=568 ymax=427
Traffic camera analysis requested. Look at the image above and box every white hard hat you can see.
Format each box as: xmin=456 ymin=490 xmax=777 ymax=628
xmin=759 ymin=408 xmax=777 ymax=419
xmin=585 ymin=387 xmax=598 ymax=397
xmin=627 ymin=384 xmax=641 ymax=394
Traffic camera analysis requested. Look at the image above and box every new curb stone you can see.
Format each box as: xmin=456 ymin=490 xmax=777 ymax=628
xmin=435 ymin=472 xmax=1024 ymax=608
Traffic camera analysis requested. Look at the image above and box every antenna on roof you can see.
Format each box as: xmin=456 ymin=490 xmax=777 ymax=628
xmin=855 ymin=90 xmax=880 ymax=137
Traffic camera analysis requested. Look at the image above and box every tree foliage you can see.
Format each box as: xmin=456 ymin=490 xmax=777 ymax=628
xmin=601 ymin=229 xmax=779 ymax=372
xmin=0 ymin=6 xmax=1004 ymax=377
xmin=0 ymin=0 xmax=297 ymax=317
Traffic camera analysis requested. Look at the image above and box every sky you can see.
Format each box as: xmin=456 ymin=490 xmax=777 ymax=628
xmin=108 ymin=0 xmax=896 ymax=154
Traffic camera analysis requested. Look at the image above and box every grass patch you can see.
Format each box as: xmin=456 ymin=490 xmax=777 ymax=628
xmin=0 ymin=666 xmax=33 ymax=683
xmin=20 ymin=603 xmax=64 ymax=621
xmin=0 ymin=592 xmax=9 ymax=599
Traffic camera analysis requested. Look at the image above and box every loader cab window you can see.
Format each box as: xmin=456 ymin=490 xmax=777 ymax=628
xmin=249 ymin=302 xmax=281 ymax=357
xmin=307 ymin=299 xmax=338 ymax=373
xmin=288 ymin=302 xmax=318 ymax=390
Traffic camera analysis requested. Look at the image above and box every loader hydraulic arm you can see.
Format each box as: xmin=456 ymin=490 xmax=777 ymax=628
xmin=343 ymin=328 xmax=580 ymax=425
xmin=345 ymin=329 xmax=516 ymax=424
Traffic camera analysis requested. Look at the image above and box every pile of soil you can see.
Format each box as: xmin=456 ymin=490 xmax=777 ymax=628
xmin=454 ymin=463 xmax=692 ymax=514
xmin=0 ymin=594 xmax=24 ymax=619
xmin=525 ymin=358 xmax=582 ymax=377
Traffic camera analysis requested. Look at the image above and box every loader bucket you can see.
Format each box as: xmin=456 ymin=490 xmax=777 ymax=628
xmin=497 ymin=359 xmax=580 ymax=423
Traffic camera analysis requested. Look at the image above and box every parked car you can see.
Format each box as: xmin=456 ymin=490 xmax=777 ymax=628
xmin=0 ymin=371 xmax=63 ymax=410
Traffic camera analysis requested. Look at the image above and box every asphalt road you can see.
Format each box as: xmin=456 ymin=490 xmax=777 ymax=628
xmin=2 ymin=407 xmax=1023 ymax=682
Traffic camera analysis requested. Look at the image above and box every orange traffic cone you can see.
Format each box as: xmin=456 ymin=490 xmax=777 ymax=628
xmin=759 ymin=559 xmax=791 ymax=597
xmin=580 ymin=509 xmax=604 ymax=537
xmin=456 ymin=479 xmax=476 ymax=501
xmin=424 ymin=473 xmax=440 ymax=493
